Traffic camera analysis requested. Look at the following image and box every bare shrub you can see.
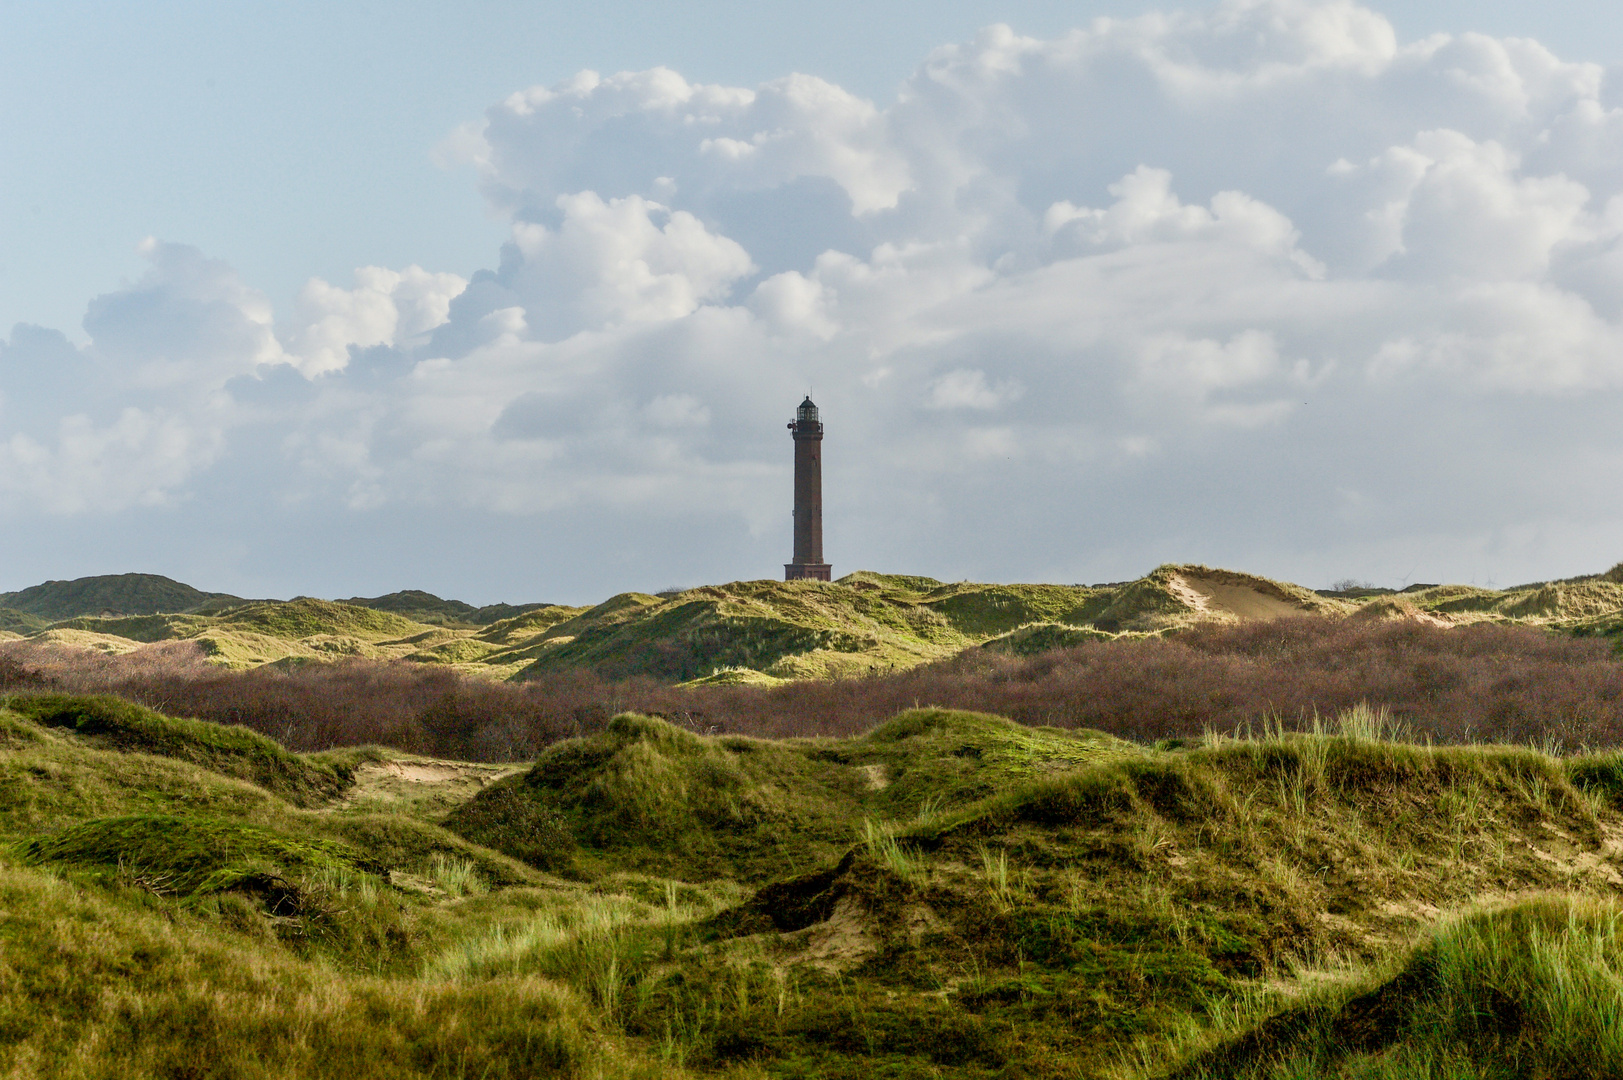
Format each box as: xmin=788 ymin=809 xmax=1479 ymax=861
xmin=4 ymin=617 xmax=1623 ymax=759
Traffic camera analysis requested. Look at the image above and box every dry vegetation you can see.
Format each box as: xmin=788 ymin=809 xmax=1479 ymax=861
xmin=4 ymin=616 xmax=1621 ymax=760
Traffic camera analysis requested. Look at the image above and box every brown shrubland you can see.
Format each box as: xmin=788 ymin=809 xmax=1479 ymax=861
xmin=2 ymin=616 xmax=1621 ymax=760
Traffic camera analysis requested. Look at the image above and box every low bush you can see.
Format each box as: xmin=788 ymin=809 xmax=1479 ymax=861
xmin=5 ymin=616 xmax=1623 ymax=758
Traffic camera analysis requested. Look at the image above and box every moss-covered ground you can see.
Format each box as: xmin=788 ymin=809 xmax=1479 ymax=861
xmin=14 ymin=692 xmax=1623 ymax=1075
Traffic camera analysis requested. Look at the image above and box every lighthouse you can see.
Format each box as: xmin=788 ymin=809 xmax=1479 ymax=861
xmin=784 ymin=396 xmax=832 ymax=581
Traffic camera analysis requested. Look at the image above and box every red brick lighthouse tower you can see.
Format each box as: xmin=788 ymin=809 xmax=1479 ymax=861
xmin=785 ymin=396 xmax=832 ymax=581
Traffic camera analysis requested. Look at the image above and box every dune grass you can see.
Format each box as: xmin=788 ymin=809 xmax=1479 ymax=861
xmin=0 ymin=858 xmax=674 ymax=1080
xmin=14 ymin=687 xmax=1623 ymax=1077
xmin=1149 ymin=896 xmax=1623 ymax=1079
xmin=6 ymin=692 xmax=363 ymax=805
xmin=14 ymin=813 xmax=378 ymax=897
xmin=446 ymin=708 xmax=1137 ymax=883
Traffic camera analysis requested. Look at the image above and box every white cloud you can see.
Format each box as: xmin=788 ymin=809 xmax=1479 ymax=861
xmin=925 ymin=369 xmax=1024 ymax=410
xmin=1045 ymin=166 xmax=1326 ymax=278
xmin=0 ymin=407 xmax=220 ymax=514
xmin=506 ymin=192 xmax=754 ymax=338
xmin=282 ymin=266 xmax=466 ymax=376
xmin=462 ymin=66 xmax=910 ymax=217
xmin=84 ymin=239 xmax=283 ymax=385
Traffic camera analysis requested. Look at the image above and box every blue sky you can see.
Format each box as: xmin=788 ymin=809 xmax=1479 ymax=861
xmin=5 ymin=0 xmax=1623 ymax=602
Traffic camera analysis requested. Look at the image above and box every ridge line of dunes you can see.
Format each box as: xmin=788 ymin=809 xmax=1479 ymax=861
xmin=3 ymin=563 xmax=1623 ymax=690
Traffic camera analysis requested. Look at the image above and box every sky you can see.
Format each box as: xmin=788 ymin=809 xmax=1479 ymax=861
xmin=5 ymin=0 xmax=1623 ymax=604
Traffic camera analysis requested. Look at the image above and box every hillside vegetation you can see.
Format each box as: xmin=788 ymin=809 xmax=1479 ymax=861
xmin=8 ymin=562 xmax=1623 ymax=687
xmin=13 ymin=691 xmax=1623 ymax=1076
xmin=0 ymin=572 xmax=237 ymax=621
xmin=7 ymin=608 xmax=1623 ymax=769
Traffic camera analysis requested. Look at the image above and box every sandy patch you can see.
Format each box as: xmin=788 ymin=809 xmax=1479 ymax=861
xmin=798 ymin=895 xmax=879 ymax=969
xmin=1167 ymin=573 xmax=1307 ymax=622
xmin=342 ymin=756 xmax=526 ymax=813
xmin=383 ymin=761 xmax=474 ymax=784
xmin=859 ymin=764 xmax=890 ymax=791
xmin=1375 ymin=899 xmax=1442 ymax=922
xmin=1525 ymin=821 xmax=1623 ymax=886
xmin=1347 ymin=596 xmax=1451 ymax=628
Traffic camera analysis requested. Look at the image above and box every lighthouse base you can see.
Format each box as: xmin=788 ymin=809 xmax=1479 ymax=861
xmin=784 ymin=563 xmax=832 ymax=582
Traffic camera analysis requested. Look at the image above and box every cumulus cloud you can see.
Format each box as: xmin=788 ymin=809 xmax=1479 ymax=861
xmin=0 ymin=408 xmax=217 ymax=514
xmin=10 ymin=0 xmax=1623 ymax=593
xmin=283 ymin=265 xmax=467 ymax=376
xmin=506 ymin=192 xmax=754 ymax=338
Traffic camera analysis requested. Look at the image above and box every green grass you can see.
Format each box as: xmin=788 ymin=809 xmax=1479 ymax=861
xmin=323 ymin=813 xmax=545 ymax=889
xmin=1152 ymin=896 xmax=1623 ymax=1079
xmin=0 ymin=858 xmax=674 ymax=1079
xmin=508 ymin=578 xmax=1123 ymax=682
xmin=7 ymin=693 xmax=363 ymax=805
xmin=448 ymin=712 xmax=869 ymax=881
xmin=0 ymin=607 xmax=48 ymax=635
xmin=13 ymin=813 xmax=378 ymax=897
xmin=446 ymin=709 xmax=1139 ymax=883
xmin=22 ymin=561 xmax=1623 ymax=683
xmin=0 ymin=571 xmax=236 ymax=620
xmin=980 ymin=620 xmax=1119 ymax=655
xmin=15 ymin=692 xmax=1623 ymax=1077
xmin=39 ymin=597 xmax=452 ymax=668
xmin=0 ymin=715 xmax=297 ymax=835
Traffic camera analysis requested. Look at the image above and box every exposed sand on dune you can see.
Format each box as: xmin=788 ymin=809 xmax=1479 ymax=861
xmin=341 ymin=756 xmax=526 ymax=814
xmin=1347 ymin=595 xmax=1452 ymax=627
xmin=1166 ymin=571 xmax=1313 ymax=621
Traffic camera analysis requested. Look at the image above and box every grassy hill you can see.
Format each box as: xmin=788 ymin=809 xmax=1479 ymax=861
xmin=8 ymin=563 xmax=1623 ymax=686
xmin=0 ymin=572 xmax=239 ymax=620
xmin=507 ymin=576 xmax=1110 ymax=681
xmin=344 ymin=589 xmax=553 ymax=628
xmin=11 ymin=692 xmax=1623 ymax=1075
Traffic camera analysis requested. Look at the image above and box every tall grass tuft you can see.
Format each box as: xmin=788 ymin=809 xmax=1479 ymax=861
xmin=977 ymin=844 xmax=1015 ymax=909
xmin=860 ymin=818 xmax=921 ymax=882
xmin=428 ymin=853 xmax=487 ymax=898
xmin=424 ymin=888 xmax=714 ymax=1028
xmin=1335 ymin=701 xmax=1409 ymax=744
xmin=1407 ymin=900 xmax=1623 ymax=1074
xmin=1155 ymin=899 xmax=1623 ymax=1079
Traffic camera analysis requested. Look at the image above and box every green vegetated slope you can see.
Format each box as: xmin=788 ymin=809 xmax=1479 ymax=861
xmin=343 ymin=589 xmax=553 ymax=628
xmin=0 ymin=572 xmax=575 ymax=674
xmin=445 ymin=708 xmax=1138 ymax=882
xmin=15 ymin=694 xmax=1623 ymax=1075
xmin=508 ymin=574 xmax=1116 ymax=682
xmin=434 ymin=705 xmax=1623 ymax=1077
xmin=1160 ymin=894 xmax=1623 ymax=1079
xmin=44 ymin=597 xmax=445 ymax=668
xmin=0 ymin=694 xmax=682 ymax=1078
xmin=0 ymin=572 xmax=239 ymax=620
xmin=7 ymin=694 xmax=356 ymax=806
xmin=10 ymin=571 xmax=1115 ymax=680
xmin=11 ymin=563 xmax=1623 ymax=684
